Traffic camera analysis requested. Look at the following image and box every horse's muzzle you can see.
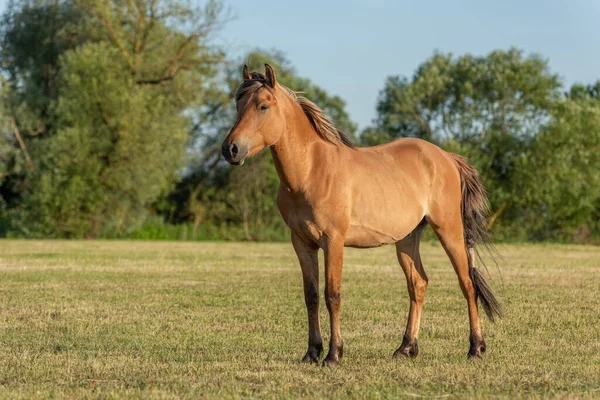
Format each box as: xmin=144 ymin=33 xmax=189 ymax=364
xmin=221 ymin=140 xmax=248 ymax=165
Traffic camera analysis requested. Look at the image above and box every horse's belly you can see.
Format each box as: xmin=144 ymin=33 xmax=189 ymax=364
xmin=344 ymin=220 xmax=415 ymax=248
xmin=344 ymin=226 xmax=398 ymax=248
xmin=344 ymin=196 xmax=426 ymax=248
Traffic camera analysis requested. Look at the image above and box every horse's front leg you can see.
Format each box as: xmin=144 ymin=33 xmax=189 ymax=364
xmin=292 ymin=232 xmax=323 ymax=364
xmin=322 ymin=235 xmax=344 ymax=367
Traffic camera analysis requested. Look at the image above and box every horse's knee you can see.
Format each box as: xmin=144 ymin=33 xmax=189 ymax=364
xmin=414 ymin=278 xmax=428 ymax=299
xmin=407 ymin=275 xmax=428 ymax=304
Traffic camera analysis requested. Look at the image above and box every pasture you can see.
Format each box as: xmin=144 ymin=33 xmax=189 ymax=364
xmin=0 ymin=240 xmax=599 ymax=398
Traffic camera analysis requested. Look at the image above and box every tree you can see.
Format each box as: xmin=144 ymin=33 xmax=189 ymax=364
xmin=517 ymin=98 xmax=600 ymax=241
xmin=0 ymin=77 xmax=21 ymax=228
xmin=568 ymin=81 xmax=600 ymax=101
xmin=1 ymin=0 xmax=226 ymax=237
xmin=0 ymin=0 xmax=87 ymax=217
xmin=0 ymin=78 xmax=14 ymax=186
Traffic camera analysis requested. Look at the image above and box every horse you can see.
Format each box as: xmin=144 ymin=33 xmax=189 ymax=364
xmin=222 ymin=64 xmax=502 ymax=367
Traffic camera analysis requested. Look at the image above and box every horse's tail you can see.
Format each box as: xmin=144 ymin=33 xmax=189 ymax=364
xmin=451 ymin=153 xmax=503 ymax=322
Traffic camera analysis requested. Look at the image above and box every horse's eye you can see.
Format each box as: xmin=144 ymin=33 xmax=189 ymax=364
xmin=259 ymin=105 xmax=269 ymax=111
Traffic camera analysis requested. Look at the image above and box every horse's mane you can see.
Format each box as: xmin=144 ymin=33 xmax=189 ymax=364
xmin=235 ymin=73 xmax=355 ymax=149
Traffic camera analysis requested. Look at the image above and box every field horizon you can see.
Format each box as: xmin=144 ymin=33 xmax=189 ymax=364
xmin=1 ymin=240 xmax=599 ymax=398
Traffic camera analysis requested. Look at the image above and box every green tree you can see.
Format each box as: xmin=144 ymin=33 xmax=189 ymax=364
xmin=0 ymin=78 xmax=14 ymax=186
xmin=518 ymin=98 xmax=600 ymax=241
xmin=1 ymin=0 xmax=226 ymax=237
xmin=0 ymin=77 xmax=20 ymax=226
xmin=568 ymin=81 xmax=600 ymax=100
xmin=0 ymin=0 xmax=87 ymax=217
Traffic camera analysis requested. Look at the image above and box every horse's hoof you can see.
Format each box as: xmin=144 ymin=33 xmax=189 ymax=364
xmin=393 ymin=344 xmax=419 ymax=359
xmin=301 ymin=343 xmax=322 ymax=364
xmin=322 ymin=357 xmax=340 ymax=367
xmin=393 ymin=337 xmax=419 ymax=359
xmin=467 ymin=345 xmax=486 ymax=359
xmin=468 ymin=337 xmax=486 ymax=358
xmin=301 ymin=353 xmax=319 ymax=364
xmin=322 ymin=342 xmax=343 ymax=367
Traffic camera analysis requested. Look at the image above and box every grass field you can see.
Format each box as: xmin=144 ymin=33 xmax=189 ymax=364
xmin=1 ymin=240 xmax=599 ymax=399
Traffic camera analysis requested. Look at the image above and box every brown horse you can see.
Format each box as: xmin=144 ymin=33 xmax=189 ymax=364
xmin=222 ymin=64 xmax=502 ymax=366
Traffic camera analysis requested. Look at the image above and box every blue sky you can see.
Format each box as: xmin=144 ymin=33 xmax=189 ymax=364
xmin=2 ymin=0 xmax=599 ymax=129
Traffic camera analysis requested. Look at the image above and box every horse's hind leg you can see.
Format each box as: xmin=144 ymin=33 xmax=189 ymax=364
xmin=427 ymin=213 xmax=486 ymax=358
xmin=393 ymin=222 xmax=428 ymax=359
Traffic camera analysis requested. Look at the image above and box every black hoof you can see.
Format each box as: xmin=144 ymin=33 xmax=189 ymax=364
xmin=322 ymin=342 xmax=343 ymax=367
xmin=322 ymin=357 xmax=340 ymax=367
xmin=468 ymin=336 xmax=487 ymax=358
xmin=393 ymin=336 xmax=419 ymax=359
xmin=301 ymin=343 xmax=323 ymax=364
xmin=301 ymin=352 xmax=319 ymax=364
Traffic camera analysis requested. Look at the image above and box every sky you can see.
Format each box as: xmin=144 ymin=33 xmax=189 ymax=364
xmin=1 ymin=0 xmax=599 ymax=129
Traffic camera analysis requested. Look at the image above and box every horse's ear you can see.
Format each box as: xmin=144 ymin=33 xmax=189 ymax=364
xmin=242 ymin=64 xmax=251 ymax=80
xmin=264 ymin=63 xmax=277 ymax=88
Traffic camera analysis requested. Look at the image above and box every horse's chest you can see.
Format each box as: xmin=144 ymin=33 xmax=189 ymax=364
xmin=277 ymin=190 xmax=327 ymax=245
xmin=282 ymin=207 xmax=325 ymax=244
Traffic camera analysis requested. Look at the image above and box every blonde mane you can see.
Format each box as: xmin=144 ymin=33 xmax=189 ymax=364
xmin=235 ymin=74 xmax=355 ymax=148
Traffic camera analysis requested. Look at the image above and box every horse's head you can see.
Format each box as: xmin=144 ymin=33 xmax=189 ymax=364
xmin=222 ymin=64 xmax=287 ymax=165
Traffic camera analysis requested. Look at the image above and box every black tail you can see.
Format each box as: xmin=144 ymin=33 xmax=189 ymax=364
xmin=452 ymin=154 xmax=503 ymax=322
xmin=470 ymin=265 xmax=503 ymax=322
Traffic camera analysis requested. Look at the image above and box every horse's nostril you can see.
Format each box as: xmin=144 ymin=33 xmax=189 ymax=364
xmin=230 ymin=143 xmax=238 ymax=158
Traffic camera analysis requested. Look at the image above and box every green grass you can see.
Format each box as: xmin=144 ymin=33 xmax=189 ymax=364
xmin=0 ymin=240 xmax=599 ymax=399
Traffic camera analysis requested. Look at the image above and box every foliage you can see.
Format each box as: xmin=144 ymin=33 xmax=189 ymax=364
xmin=518 ymin=97 xmax=600 ymax=240
xmin=569 ymin=80 xmax=600 ymax=100
xmin=0 ymin=0 xmax=225 ymax=237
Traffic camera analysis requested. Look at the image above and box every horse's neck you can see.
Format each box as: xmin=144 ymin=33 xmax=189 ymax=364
xmin=270 ymin=105 xmax=328 ymax=193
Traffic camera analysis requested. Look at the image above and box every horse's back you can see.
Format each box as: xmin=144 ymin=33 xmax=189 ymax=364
xmin=359 ymin=137 xmax=451 ymax=161
xmin=354 ymin=137 xmax=458 ymax=186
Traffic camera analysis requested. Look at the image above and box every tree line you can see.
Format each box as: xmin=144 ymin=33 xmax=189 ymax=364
xmin=1 ymin=0 xmax=598 ymax=242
